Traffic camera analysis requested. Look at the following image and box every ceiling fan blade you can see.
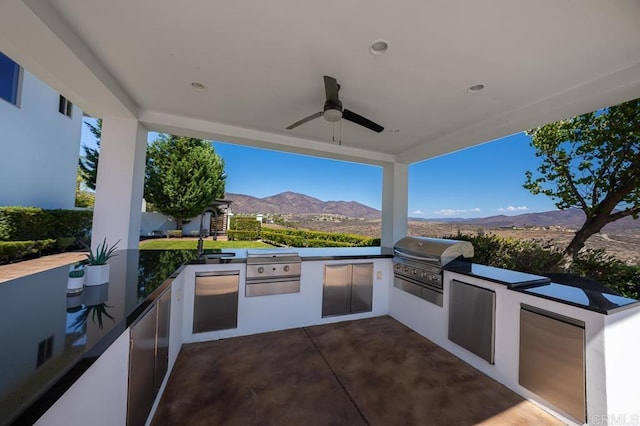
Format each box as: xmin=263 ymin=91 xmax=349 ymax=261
xmin=323 ymin=76 xmax=340 ymax=105
xmin=286 ymin=111 xmax=323 ymax=129
xmin=343 ymin=109 xmax=384 ymax=133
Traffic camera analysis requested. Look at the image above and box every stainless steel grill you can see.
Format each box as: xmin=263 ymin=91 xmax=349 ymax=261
xmin=393 ymin=236 xmax=473 ymax=306
xmin=245 ymin=250 xmax=302 ymax=297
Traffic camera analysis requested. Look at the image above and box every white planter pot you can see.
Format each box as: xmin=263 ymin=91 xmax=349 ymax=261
xmin=66 ymin=292 xmax=83 ymax=310
xmin=84 ymin=264 xmax=110 ymax=286
xmin=67 ymin=276 xmax=84 ymax=293
xmin=83 ymin=283 xmax=109 ymax=305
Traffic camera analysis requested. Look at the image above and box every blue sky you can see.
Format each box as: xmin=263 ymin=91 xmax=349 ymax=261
xmin=80 ymin=119 xmax=557 ymax=219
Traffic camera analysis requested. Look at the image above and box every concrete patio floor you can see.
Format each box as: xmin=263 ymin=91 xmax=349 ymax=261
xmin=153 ymin=316 xmax=562 ymax=425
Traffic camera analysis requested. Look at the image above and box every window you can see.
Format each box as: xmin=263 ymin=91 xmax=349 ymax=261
xmin=0 ymin=51 xmax=21 ymax=106
xmin=59 ymin=95 xmax=73 ymax=117
xmin=37 ymin=336 xmax=54 ymax=367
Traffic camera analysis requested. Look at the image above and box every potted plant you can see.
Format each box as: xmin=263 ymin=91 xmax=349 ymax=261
xmin=67 ymin=263 xmax=85 ymax=294
xmin=84 ymin=238 xmax=119 ymax=286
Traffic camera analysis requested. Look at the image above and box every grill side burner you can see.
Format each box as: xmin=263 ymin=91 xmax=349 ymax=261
xmin=393 ymin=237 xmax=474 ymax=306
xmin=245 ymin=250 xmax=302 ymax=297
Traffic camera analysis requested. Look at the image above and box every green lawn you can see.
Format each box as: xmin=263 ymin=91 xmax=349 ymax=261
xmin=139 ymin=239 xmax=274 ymax=250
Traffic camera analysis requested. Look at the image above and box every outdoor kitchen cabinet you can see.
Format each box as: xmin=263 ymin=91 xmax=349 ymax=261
xmin=448 ymin=280 xmax=495 ymax=364
xmin=193 ymin=271 xmax=239 ymax=332
xmin=519 ymin=305 xmax=586 ymax=423
xmin=322 ymin=263 xmax=373 ymax=317
xmin=127 ymin=286 xmax=171 ymax=426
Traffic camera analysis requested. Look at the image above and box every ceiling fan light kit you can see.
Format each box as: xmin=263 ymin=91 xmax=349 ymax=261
xmin=286 ymin=75 xmax=384 ymax=133
xmin=323 ymin=108 xmax=342 ymax=122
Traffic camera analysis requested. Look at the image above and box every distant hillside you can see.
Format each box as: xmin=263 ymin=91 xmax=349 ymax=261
xmin=225 ymin=192 xmax=381 ymax=219
xmin=417 ymin=208 xmax=640 ymax=231
xmin=226 ymin=192 xmax=640 ymax=231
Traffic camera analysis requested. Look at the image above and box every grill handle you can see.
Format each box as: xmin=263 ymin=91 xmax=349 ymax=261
xmin=393 ymin=249 xmax=439 ymax=263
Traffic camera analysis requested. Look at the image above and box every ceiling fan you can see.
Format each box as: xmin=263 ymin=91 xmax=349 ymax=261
xmin=286 ymin=75 xmax=384 ymax=133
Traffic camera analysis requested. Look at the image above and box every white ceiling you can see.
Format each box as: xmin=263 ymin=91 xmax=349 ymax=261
xmin=1 ymin=0 xmax=640 ymax=165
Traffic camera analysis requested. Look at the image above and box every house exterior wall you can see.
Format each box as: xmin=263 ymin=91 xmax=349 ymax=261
xmin=0 ymin=60 xmax=82 ymax=209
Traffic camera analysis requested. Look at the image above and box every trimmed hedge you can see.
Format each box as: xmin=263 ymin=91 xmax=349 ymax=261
xmin=46 ymin=209 xmax=93 ymax=240
xmin=0 ymin=239 xmax=57 ymax=263
xmin=230 ymin=216 xmax=261 ymax=232
xmin=0 ymin=207 xmax=92 ymax=241
xmin=0 ymin=207 xmax=48 ymax=240
xmin=166 ymin=230 xmax=183 ymax=238
xmin=227 ymin=225 xmax=380 ymax=248
xmin=260 ymin=228 xmax=379 ymax=248
xmin=0 ymin=206 xmax=93 ymax=263
xmin=227 ymin=230 xmax=260 ymax=241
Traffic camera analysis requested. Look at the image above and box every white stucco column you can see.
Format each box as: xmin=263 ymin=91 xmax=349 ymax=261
xmin=91 ymin=117 xmax=147 ymax=250
xmin=381 ymin=162 xmax=408 ymax=248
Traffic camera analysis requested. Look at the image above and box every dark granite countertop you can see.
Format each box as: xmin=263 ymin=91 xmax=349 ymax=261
xmin=444 ymin=261 xmax=551 ymax=287
xmin=0 ymin=249 xmax=201 ymax=424
xmin=298 ymin=246 xmax=394 ymax=260
xmin=444 ymin=261 xmax=639 ymax=315
xmin=186 ymin=247 xmax=393 ymax=264
xmin=512 ymin=282 xmax=640 ymax=315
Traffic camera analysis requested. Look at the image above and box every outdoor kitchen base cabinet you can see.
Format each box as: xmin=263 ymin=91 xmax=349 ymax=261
xmin=193 ymin=271 xmax=239 ymax=333
xmin=127 ymin=287 xmax=171 ymax=426
xmin=448 ymin=280 xmax=495 ymax=364
xmin=519 ymin=305 xmax=586 ymax=424
xmin=322 ymin=263 xmax=373 ymax=317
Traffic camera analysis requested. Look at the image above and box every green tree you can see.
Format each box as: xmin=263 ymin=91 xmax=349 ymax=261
xmin=145 ymin=135 xmax=226 ymax=230
xmin=75 ymin=170 xmax=95 ymax=208
xmin=78 ymin=118 xmax=102 ymax=190
xmin=524 ymin=98 xmax=640 ymax=259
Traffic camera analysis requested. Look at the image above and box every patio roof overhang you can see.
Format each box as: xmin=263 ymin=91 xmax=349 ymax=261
xmin=2 ymin=0 xmax=639 ymax=165
xmin=1 ymin=0 xmax=640 ymax=247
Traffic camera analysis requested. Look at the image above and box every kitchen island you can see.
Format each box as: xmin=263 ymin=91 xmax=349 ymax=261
xmin=0 ymin=247 xmax=392 ymax=425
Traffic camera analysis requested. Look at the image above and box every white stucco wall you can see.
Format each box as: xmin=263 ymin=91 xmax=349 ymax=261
xmin=0 ymin=66 xmax=82 ymax=209
xmin=140 ymin=212 xmax=211 ymax=236
xmin=181 ymin=259 xmax=392 ymax=343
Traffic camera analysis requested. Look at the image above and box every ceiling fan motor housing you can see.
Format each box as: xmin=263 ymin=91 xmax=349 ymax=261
xmin=323 ymin=104 xmax=343 ymax=122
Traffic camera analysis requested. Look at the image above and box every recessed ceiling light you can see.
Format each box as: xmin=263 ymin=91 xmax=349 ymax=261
xmin=467 ymin=84 xmax=485 ymax=93
xmin=191 ymin=82 xmax=206 ymax=90
xmin=370 ymin=39 xmax=388 ymax=55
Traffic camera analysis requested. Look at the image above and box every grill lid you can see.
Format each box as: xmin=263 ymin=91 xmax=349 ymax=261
xmin=394 ymin=236 xmax=473 ymax=266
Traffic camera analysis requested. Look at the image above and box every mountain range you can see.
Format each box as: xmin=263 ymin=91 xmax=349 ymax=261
xmin=224 ymin=192 xmax=381 ymax=219
xmin=224 ymin=192 xmax=640 ymax=230
xmin=417 ymin=209 xmax=640 ymax=231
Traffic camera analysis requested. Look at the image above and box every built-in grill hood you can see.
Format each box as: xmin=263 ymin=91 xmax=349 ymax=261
xmin=392 ymin=237 xmax=474 ymax=307
xmin=393 ymin=236 xmax=474 ymax=267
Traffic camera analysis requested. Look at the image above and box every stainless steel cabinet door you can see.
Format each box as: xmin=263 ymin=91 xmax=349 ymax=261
xmin=128 ymin=305 xmax=157 ymax=426
xmin=519 ymin=307 xmax=586 ymax=423
xmin=448 ymin=280 xmax=495 ymax=364
xmin=322 ymin=264 xmax=352 ymax=317
xmin=193 ymin=271 xmax=239 ymax=333
xmin=350 ymin=263 xmax=373 ymax=313
xmin=155 ymin=287 xmax=171 ymax=395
